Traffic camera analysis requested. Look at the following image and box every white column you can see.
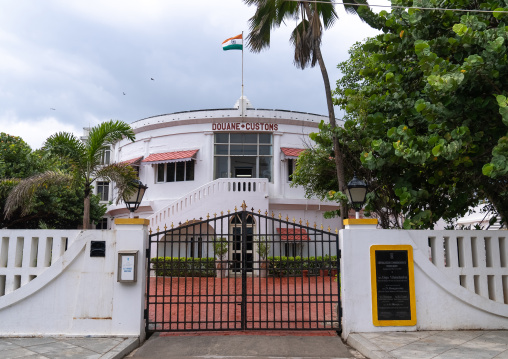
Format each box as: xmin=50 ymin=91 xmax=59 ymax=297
xmin=273 ymin=132 xmax=282 ymax=198
xmin=204 ymin=131 xmax=214 ymax=182
xmin=112 ymin=218 xmax=149 ymax=339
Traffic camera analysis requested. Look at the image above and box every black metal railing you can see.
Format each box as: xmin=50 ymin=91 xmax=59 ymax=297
xmin=146 ymin=207 xmax=340 ymax=332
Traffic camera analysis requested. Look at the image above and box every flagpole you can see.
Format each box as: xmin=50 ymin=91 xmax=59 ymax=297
xmin=241 ymin=31 xmax=244 ymax=118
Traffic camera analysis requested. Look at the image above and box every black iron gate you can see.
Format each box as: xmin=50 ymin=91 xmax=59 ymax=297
xmin=145 ymin=203 xmax=341 ymax=333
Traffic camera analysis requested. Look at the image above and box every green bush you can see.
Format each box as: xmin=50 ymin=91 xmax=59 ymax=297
xmin=150 ymin=257 xmax=216 ymax=277
xmin=267 ymin=255 xmax=338 ymax=276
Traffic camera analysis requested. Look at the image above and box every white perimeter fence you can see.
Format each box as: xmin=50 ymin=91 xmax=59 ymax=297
xmin=340 ymin=229 xmax=508 ymax=338
xmin=0 ymin=221 xmax=147 ymax=337
xmin=0 ymin=224 xmax=506 ymax=338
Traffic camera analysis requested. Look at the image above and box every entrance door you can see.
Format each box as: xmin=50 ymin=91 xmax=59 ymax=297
xmin=230 ymin=214 xmax=254 ymax=273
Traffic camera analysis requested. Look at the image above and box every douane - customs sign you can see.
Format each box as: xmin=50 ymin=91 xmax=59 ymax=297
xmin=212 ymin=122 xmax=279 ymax=131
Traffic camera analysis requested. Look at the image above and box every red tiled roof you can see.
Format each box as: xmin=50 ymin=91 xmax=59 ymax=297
xmin=276 ymin=228 xmax=310 ymax=241
xmin=281 ymin=147 xmax=305 ymax=158
xmin=142 ymin=149 xmax=198 ymax=164
xmin=121 ymin=156 xmax=143 ymax=166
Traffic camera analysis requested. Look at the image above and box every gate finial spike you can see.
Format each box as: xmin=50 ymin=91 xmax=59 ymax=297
xmin=286 ymin=215 xmax=289 ymax=221
xmin=234 ymin=206 xmax=237 ymax=212
xmin=149 ymin=228 xmax=152 ymax=235
xmin=335 ymin=228 xmax=338 ymax=234
xmin=271 ymin=211 xmax=274 ymax=217
xmin=327 ymin=226 xmax=331 ymax=232
xmin=214 ymin=213 xmax=217 ymax=218
xmin=157 ymin=226 xmax=160 ymax=232
xmin=306 ymin=220 xmax=309 ymax=226
xmin=299 ymin=219 xmax=302 ymax=225
xmin=314 ymin=223 xmax=317 ymax=228
xmin=164 ymin=224 xmax=167 ymax=231
xmin=241 ymin=200 xmax=247 ymax=211
xmin=320 ymin=224 xmax=324 ymax=230
xmin=258 ymin=209 xmax=261 ymax=214
xmin=207 ymin=214 xmax=210 ymax=219
xmin=278 ymin=213 xmax=282 ymax=219
xmin=292 ymin=217 xmax=295 ymax=223
xmin=171 ymin=222 xmax=174 ymax=228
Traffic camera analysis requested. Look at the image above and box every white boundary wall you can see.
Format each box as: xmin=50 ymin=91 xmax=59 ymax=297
xmin=0 ymin=222 xmax=148 ymax=337
xmin=340 ymin=229 xmax=508 ymax=339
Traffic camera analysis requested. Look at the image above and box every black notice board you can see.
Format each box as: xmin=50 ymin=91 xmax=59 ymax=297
xmin=371 ymin=246 xmax=416 ymax=326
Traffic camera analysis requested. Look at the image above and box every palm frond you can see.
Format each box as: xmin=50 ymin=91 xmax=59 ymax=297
xmin=290 ymin=18 xmax=320 ymax=69
xmin=94 ymin=163 xmax=138 ymax=204
xmin=246 ymin=0 xmax=299 ymax=52
xmin=43 ymin=132 xmax=86 ymax=167
xmin=86 ymin=120 xmax=135 ymax=168
xmin=315 ymin=0 xmax=339 ymax=28
xmin=4 ymin=171 xmax=72 ymax=219
xmin=342 ymin=0 xmax=369 ymax=18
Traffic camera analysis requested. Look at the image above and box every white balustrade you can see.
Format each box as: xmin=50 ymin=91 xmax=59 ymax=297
xmin=0 ymin=230 xmax=82 ymax=296
xmin=148 ymin=178 xmax=269 ymax=231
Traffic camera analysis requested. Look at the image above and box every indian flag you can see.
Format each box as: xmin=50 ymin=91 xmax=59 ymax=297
xmin=222 ymin=34 xmax=243 ymax=51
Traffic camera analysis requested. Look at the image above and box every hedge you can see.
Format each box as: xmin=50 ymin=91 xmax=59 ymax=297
xmin=150 ymin=257 xmax=216 ymax=277
xmin=150 ymin=255 xmax=338 ymax=277
xmin=267 ymin=255 xmax=338 ymax=276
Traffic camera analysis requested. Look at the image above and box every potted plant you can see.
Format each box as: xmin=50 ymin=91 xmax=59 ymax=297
xmin=255 ymin=236 xmax=271 ymax=277
xmin=213 ymin=237 xmax=229 ymax=278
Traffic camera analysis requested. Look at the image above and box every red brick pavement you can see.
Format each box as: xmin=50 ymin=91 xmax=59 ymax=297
xmin=147 ymin=276 xmax=339 ymax=332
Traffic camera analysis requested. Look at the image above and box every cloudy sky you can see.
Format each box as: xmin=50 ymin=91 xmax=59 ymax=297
xmin=0 ymin=0 xmax=387 ymax=149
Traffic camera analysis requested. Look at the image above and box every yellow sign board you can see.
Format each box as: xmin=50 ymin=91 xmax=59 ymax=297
xmin=370 ymin=245 xmax=416 ymax=326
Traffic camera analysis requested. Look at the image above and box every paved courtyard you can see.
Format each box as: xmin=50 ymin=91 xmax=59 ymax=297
xmin=147 ymin=276 xmax=339 ymax=331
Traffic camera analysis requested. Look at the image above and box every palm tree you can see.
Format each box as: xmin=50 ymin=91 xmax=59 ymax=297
xmin=244 ymin=0 xmax=369 ymax=227
xmin=4 ymin=120 xmax=137 ymax=229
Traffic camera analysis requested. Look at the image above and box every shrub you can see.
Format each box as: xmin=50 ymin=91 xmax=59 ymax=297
xmin=267 ymin=255 xmax=338 ymax=276
xmin=150 ymin=257 xmax=216 ymax=277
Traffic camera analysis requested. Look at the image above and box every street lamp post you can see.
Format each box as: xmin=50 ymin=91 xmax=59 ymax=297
xmin=345 ymin=174 xmax=368 ymax=219
xmin=123 ymin=179 xmax=148 ymax=218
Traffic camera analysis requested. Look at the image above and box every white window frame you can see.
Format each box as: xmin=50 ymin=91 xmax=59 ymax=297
xmin=96 ymin=181 xmax=110 ymax=202
xmin=287 ymin=158 xmax=296 ymax=182
xmin=155 ymin=161 xmax=195 ymax=183
xmin=100 ymin=148 xmax=111 ymax=165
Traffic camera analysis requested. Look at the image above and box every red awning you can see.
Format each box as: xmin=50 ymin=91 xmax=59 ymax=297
xmin=281 ymin=147 xmax=305 ymax=159
xmin=142 ymin=149 xmax=198 ymax=164
xmin=121 ymin=156 xmax=143 ymax=166
xmin=276 ymin=228 xmax=310 ymax=241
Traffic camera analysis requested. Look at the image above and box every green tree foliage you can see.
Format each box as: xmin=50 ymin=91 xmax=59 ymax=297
xmin=0 ymin=133 xmax=106 ymax=229
xmin=333 ymin=0 xmax=508 ymax=228
xmin=4 ymin=120 xmax=136 ymax=229
xmin=244 ymin=0 xmax=371 ymax=226
xmin=291 ymin=124 xmax=406 ymax=228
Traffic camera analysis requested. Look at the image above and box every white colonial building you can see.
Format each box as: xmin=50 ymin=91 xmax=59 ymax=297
xmin=100 ymin=97 xmax=342 ymax=233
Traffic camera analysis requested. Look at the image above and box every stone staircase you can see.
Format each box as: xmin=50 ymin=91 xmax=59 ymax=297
xmin=147 ymin=178 xmax=270 ymax=232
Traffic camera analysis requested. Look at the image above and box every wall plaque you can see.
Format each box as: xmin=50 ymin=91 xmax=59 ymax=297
xmin=370 ymin=245 xmax=416 ymax=326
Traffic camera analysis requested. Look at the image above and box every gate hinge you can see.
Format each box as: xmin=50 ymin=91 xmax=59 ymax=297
xmin=144 ymin=309 xmax=148 ymax=319
xmin=338 ymin=249 xmax=342 ymax=259
xmin=146 ymin=248 xmax=150 ymax=259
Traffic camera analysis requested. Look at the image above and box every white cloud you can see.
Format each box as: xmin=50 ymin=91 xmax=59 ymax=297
xmin=0 ymin=114 xmax=81 ymax=150
xmin=0 ymin=0 xmax=390 ymax=147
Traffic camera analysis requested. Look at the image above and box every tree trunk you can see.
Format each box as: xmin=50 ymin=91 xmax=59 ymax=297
xmin=83 ymin=185 xmax=91 ymax=230
xmin=303 ymin=2 xmax=348 ymax=229
xmin=315 ymin=48 xmax=347 ymax=229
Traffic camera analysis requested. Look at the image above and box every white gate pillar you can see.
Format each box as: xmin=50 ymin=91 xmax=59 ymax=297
xmin=112 ymin=218 xmax=149 ymax=340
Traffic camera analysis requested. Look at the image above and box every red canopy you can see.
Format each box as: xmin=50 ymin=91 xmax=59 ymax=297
xmin=276 ymin=228 xmax=310 ymax=241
